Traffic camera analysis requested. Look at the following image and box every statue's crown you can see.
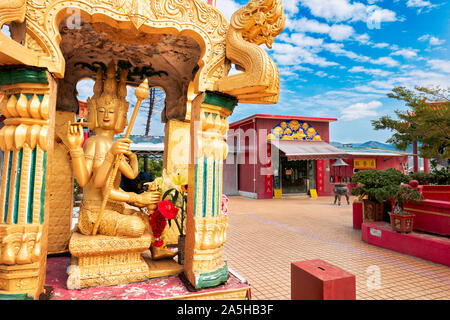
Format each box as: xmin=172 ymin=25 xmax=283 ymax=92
xmin=87 ymin=61 xmax=129 ymax=133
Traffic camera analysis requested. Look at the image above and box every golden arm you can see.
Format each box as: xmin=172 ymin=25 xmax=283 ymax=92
xmin=67 ymin=122 xmax=93 ymax=187
xmin=92 ymin=139 xmax=139 ymax=188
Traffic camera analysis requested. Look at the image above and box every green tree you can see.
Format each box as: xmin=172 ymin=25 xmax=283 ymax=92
xmin=371 ymin=86 xmax=450 ymax=164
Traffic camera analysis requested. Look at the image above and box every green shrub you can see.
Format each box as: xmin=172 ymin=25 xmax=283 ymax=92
xmin=430 ymin=167 xmax=450 ymax=185
xmin=408 ymin=172 xmax=432 ymax=185
xmin=351 ymin=168 xmax=410 ymax=203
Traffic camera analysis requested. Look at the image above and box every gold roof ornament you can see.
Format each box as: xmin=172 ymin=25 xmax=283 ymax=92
xmin=214 ymin=0 xmax=285 ymax=104
xmin=289 ymin=120 xmax=300 ymax=131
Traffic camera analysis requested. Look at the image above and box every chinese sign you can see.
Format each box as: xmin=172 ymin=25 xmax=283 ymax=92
xmin=354 ymin=158 xmax=376 ymax=169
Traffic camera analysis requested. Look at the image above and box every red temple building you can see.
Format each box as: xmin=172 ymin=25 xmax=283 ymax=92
xmin=223 ymin=114 xmax=410 ymax=199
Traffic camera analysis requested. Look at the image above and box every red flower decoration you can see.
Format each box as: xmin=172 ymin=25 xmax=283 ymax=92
xmin=152 ymin=239 xmax=164 ymax=247
xmin=149 ymin=210 xmax=167 ymax=246
xmin=157 ymin=200 xmax=179 ymax=220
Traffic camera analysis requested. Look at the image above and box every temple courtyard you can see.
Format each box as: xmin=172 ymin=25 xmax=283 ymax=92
xmin=222 ymin=196 xmax=450 ymax=300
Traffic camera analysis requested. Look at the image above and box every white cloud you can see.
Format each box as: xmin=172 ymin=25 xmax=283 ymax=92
xmin=323 ymin=42 xmax=369 ymax=62
xmin=429 ymin=37 xmax=445 ymax=45
xmin=299 ymin=0 xmax=397 ymax=23
xmin=278 ymin=65 xmax=313 ymax=78
xmin=407 ymin=0 xmax=433 ymax=6
xmin=288 ymin=33 xmax=324 ymax=47
xmin=372 ymin=42 xmax=390 ymax=48
xmin=76 ymin=79 xmax=94 ymax=101
xmin=427 ymin=59 xmax=450 ymax=73
xmin=371 ymin=56 xmax=399 ymax=67
xmin=270 ymin=42 xmax=339 ymax=67
xmin=1 ymin=25 xmax=10 ymax=37
xmin=215 ymin=0 xmax=240 ymax=21
xmin=406 ymin=0 xmax=439 ymax=13
xmin=315 ymin=71 xmax=328 ymax=77
xmin=282 ymin=0 xmax=301 ymax=17
xmin=367 ymin=5 xmax=397 ymax=23
xmin=406 ymin=0 xmax=440 ymax=13
xmin=322 ymin=42 xmax=399 ymax=67
xmin=354 ymin=33 xmax=370 ymax=44
xmin=418 ymin=34 xmax=446 ymax=46
xmin=349 ymin=66 xmax=392 ymax=77
xmin=286 ymin=17 xmax=355 ymax=41
xmin=390 ymin=48 xmax=419 ymax=58
xmin=341 ymin=100 xmax=382 ymax=120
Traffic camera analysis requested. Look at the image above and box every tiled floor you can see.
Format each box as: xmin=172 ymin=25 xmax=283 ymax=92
xmin=222 ymin=196 xmax=450 ymax=300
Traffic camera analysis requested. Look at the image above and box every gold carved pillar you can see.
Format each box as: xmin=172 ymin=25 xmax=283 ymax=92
xmin=47 ymin=111 xmax=74 ymax=254
xmin=184 ymin=92 xmax=237 ymax=289
xmin=0 ymin=67 xmax=56 ymax=299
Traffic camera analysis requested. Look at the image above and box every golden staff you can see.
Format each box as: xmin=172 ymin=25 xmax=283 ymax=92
xmin=92 ymin=78 xmax=150 ymax=236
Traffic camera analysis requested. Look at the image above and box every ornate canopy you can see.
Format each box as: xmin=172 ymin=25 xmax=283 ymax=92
xmin=0 ymin=0 xmax=285 ymax=120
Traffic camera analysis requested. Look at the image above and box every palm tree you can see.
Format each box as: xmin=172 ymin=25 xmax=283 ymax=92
xmin=143 ymin=88 xmax=156 ymax=173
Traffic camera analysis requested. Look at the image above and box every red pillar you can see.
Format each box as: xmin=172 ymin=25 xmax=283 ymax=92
xmin=413 ymin=141 xmax=419 ymax=173
xmin=423 ymin=158 xmax=429 ymax=173
xmin=316 ymin=159 xmax=324 ymax=196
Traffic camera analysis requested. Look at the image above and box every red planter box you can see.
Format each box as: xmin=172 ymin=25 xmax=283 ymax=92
xmin=362 ymin=222 xmax=450 ymax=267
xmin=389 ymin=213 xmax=414 ymax=233
xmin=291 ymin=259 xmax=356 ymax=300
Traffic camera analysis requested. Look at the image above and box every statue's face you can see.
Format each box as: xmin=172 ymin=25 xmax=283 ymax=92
xmin=97 ymin=105 xmax=116 ymax=129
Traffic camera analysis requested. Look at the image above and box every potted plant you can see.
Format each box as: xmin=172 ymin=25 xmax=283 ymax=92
xmin=351 ymin=169 xmax=410 ymax=222
xmin=389 ymin=185 xmax=423 ymax=233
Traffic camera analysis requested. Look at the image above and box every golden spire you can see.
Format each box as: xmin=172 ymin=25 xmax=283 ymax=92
xmin=118 ymin=68 xmax=128 ymax=99
xmin=103 ymin=61 xmax=118 ymax=97
xmin=92 ymin=68 xmax=104 ymax=98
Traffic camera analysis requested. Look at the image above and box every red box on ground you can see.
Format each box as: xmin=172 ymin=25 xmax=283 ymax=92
xmin=362 ymin=221 xmax=450 ymax=267
xmin=291 ymin=259 xmax=356 ymax=300
xmin=353 ymin=201 xmax=363 ymax=229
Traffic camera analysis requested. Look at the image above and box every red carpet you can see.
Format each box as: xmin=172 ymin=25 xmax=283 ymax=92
xmin=45 ymin=257 xmax=250 ymax=300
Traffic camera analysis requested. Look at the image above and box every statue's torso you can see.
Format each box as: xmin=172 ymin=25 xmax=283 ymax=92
xmin=81 ymin=135 xmax=121 ymax=205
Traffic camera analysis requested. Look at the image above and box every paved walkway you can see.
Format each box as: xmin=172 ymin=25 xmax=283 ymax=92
xmin=222 ymin=196 xmax=450 ymax=300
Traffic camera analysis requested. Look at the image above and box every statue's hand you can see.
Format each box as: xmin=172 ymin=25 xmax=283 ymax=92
xmin=67 ymin=121 xmax=85 ymax=150
xmin=110 ymin=138 xmax=132 ymax=156
xmin=125 ymin=150 xmax=138 ymax=162
xmin=132 ymin=191 xmax=161 ymax=208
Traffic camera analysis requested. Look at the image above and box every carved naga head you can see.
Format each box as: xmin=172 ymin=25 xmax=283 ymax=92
xmin=231 ymin=0 xmax=286 ymax=49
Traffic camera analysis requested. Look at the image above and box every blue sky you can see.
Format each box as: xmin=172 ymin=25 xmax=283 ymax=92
xmin=218 ymin=0 xmax=450 ymax=143
xmin=3 ymin=1 xmax=447 ymax=144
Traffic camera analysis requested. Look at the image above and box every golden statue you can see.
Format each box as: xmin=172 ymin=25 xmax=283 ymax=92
xmin=65 ymin=62 xmax=180 ymax=289
xmin=67 ymin=62 xmax=156 ymax=237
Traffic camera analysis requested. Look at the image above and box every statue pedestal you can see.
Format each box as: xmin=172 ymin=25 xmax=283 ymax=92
xmin=143 ymin=250 xmax=184 ymax=279
xmin=67 ymin=231 xmax=152 ymax=289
